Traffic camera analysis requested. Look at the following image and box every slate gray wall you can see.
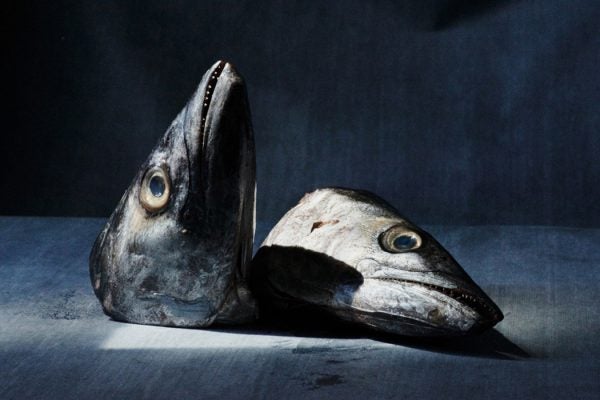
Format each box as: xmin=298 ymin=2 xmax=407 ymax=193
xmin=5 ymin=1 xmax=599 ymax=227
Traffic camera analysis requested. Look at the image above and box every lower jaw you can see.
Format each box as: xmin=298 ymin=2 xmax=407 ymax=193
xmin=332 ymin=309 xmax=477 ymax=337
xmin=367 ymin=277 xmax=501 ymax=325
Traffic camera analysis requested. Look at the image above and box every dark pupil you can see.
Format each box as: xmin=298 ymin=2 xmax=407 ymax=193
xmin=393 ymin=235 xmax=416 ymax=250
xmin=149 ymin=175 xmax=165 ymax=197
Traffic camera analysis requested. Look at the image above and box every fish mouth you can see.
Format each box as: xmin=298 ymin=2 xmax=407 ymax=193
xmin=369 ymin=277 xmax=503 ymax=332
xmin=199 ymin=60 xmax=227 ymax=136
xmin=182 ymin=60 xmax=251 ymax=211
xmin=194 ymin=60 xmax=249 ymax=157
xmin=183 ymin=59 xmax=236 ymax=160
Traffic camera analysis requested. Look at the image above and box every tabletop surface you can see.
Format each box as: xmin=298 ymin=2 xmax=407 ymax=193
xmin=1 ymin=216 xmax=598 ymax=399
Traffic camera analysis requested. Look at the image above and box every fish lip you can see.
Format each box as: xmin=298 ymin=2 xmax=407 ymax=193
xmin=199 ymin=60 xmax=228 ymax=137
xmin=195 ymin=60 xmax=246 ymax=162
xmin=367 ymin=277 xmax=504 ymax=328
xmin=187 ymin=59 xmax=240 ymax=158
xmin=180 ymin=60 xmax=247 ymax=225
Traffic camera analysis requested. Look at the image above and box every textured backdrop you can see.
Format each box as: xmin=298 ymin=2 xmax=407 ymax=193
xmin=5 ymin=0 xmax=599 ymax=227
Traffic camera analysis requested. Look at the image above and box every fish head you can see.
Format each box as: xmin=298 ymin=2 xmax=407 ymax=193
xmin=255 ymin=188 xmax=503 ymax=336
xmin=90 ymin=61 xmax=256 ymax=327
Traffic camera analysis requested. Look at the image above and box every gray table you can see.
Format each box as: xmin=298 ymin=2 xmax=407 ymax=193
xmin=1 ymin=217 xmax=598 ymax=399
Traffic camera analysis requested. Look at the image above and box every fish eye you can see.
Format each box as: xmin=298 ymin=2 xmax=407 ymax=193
xmin=149 ymin=175 xmax=165 ymax=197
xmin=140 ymin=166 xmax=171 ymax=213
xmin=393 ymin=234 xmax=417 ymax=250
xmin=379 ymin=225 xmax=422 ymax=253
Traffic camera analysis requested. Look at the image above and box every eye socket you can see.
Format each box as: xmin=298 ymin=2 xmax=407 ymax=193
xmin=379 ymin=225 xmax=422 ymax=253
xmin=140 ymin=166 xmax=171 ymax=213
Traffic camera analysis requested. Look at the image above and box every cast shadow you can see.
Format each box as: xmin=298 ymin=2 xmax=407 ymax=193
xmin=371 ymin=327 xmax=530 ymax=360
xmin=215 ymin=308 xmax=531 ymax=361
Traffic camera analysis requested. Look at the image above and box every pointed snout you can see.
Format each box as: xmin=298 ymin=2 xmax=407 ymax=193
xmin=183 ymin=59 xmax=250 ymax=155
xmin=462 ymin=285 xmax=504 ymax=334
xmin=355 ymin=273 xmax=503 ymax=336
xmin=178 ymin=60 xmax=255 ymax=233
xmin=346 ymin=277 xmax=502 ymax=337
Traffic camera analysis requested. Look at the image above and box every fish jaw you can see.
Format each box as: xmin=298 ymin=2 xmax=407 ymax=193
xmin=186 ymin=61 xmax=255 ymax=225
xmin=331 ymin=275 xmax=503 ymax=336
xmin=89 ymin=61 xmax=256 ymax=328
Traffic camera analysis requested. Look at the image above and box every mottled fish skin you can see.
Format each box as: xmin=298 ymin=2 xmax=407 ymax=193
xmin=90 ymin=61 xmax=256 ymax=327
xmin=250 ymin=188 xmax=503 ymax=337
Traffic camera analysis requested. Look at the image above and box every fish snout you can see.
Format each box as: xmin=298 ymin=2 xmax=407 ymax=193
xmin=411 ymin=233 xmax=504 ymax=333
xmin=420 ymin=275 xmax=504 ymax=335
xmin=353 ymin=270 xmax=503 ymax=336
xmin=458 ymin=285 xmax=504 ymax=334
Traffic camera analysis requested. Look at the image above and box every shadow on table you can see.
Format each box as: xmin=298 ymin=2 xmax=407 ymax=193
xmin=213 ymin=309 xmax=530 ymax=361
xmin=372 ymin=328 xmax=530 ymax=360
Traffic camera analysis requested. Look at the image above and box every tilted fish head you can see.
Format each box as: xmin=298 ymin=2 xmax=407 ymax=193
xmin=250 ymin=188 xmax=503 ymax=336
xmin=90 ymin=61 xmax=256 ymax=327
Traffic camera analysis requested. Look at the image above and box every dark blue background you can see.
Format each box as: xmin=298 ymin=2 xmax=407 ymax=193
xmin=5 ymin=1 xmax=599 ymax=227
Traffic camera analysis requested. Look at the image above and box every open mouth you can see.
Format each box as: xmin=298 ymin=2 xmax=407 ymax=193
xmin=200 ymin=61 xmax=227 ymax=136
xmin=371 ymin=277 xmax=503 ymax=325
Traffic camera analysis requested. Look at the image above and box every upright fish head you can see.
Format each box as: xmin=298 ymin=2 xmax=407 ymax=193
xmin=253 ymin=188 xmax=503 ymax=337
xmin=90 ymin=61 xmax=256 ymax=327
